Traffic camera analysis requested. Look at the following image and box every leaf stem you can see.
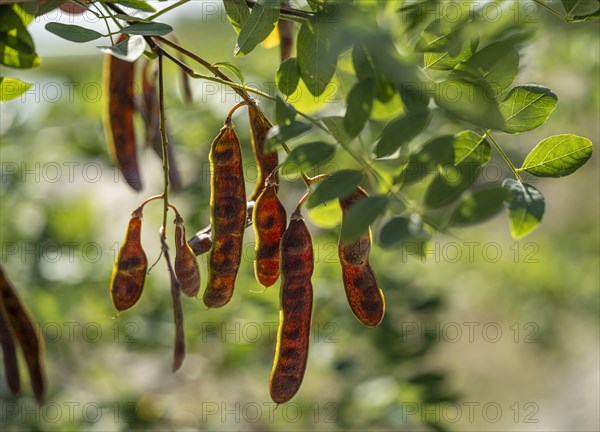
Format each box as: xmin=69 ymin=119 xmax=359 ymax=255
xmin=531 ymin=0 xmax=568 ymax=21
xmin=146 ymin=0 xmax=192 ymax=21
xmin=484 ymin=130 xmax=523 ymax=182
xmin=158 ymin=52 xmax=171 ymax=235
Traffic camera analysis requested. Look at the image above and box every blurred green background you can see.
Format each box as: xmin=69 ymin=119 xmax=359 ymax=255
xmin=1 ymin=1 xmax=598 ymax=431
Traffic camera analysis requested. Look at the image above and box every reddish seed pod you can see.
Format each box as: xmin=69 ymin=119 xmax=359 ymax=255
xmin=102 ymin=34 xmax=142 ymax=191
xmin=204 ymin=119 xmax=247 ymax=308
xmin=110 ymin=208 xmax=148 ymax=312
xmin=0 ymin=265 xmax=46 ymax=403
xmin=252 ymin=181 xmax=287 ymax=287
xmin=174 ymin=215 xmax=201 ymax=297
xmin=339 ymin=188 xmax=385 ymax=327
xmin=248 ymin=105 xmax=279 ymax=201
xmin=269 ymin=211 xmax=313 ymax=404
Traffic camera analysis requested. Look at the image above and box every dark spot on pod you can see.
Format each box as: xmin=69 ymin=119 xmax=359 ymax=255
xmin=261 ymin=214 xmax=276 ymax=229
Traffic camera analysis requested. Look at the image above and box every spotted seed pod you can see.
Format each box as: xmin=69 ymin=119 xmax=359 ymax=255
xmin=269 ymin=210 xmax=313 ymax=404
xmin=0 ymin=265 xmax=45 ymax=403
xmin=102 ymin=34 xmax=142 ymax=191
xmin=110 ymin=208 xmax=148 ymax=312
xmin=248 ymin=105 xmax=279 ymax=201
xmin=339 ymin=188 xmax=385 ymax=327
xmin=204 ymin=118 xmax=247 ymax=308
xmin=252 ymin=180 xmax=287 ymax=287
xmin=174 ymin=215 xmax=201 ymax=297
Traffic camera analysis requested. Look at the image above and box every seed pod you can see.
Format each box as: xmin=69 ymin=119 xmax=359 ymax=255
xmin=102 ymin=34 xmax=142 ymax=191
xmin=110 ymin=208 xmax=148 ymax=312
xmin=169 ymin=263 xmax=186 ymax=372
xmin=140 ymin=59 xmax=182 ymax=192
xmin=204 ymin=119 xmax=247 ymax=308
xmin=339 ymin=188 xmax=385 ymax=327
xmin=174 ymin=215 xmax=201 ymax=297
xmin=270 ymin=211 xmax=313 ymax=404
xmin=0 ymin=303 xmax=20 ymax=396
xmin=0 ymin=265 xmax=45 ymax=403
xmin=252 ymin=181 xmax=287 ymax=287
xmin=188 ymin=201 xmax=255 ymax=257
xmin=248 ymin=106 xmax=279 ymax=201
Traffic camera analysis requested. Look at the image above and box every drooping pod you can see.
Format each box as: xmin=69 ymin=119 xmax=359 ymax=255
xmin=204 ymin=118 xmax=247 ymax=308
xmin=0 ymin=265 xmax=46 ymax=403
xmin=174 ymin=215 xmax=201 ymax=297
xmin=248 ymin=105 xmax=279 ymax=201
xmin=252 ymin=178 xmax=287 ymax=287
xmin=102 ymin=34 xmax=142 ymax=191
xmin=0 ymin=300 xmax=21 ymax=396
xmin=110 ymin=208 xmax=148 ymax=312
xmin=139 ymin=59 xmax=182 ymax=192
xmin=339 ymin=188 xmax=385 ymax=327
xmin=270 ymin=210 xmax=313 ymax=404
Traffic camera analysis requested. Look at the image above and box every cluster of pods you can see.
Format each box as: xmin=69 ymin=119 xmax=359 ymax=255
xmin=109 ymin=104 xmax=385 ymax=404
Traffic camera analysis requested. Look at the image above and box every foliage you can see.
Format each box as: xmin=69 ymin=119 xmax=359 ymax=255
xmin=0 ymin=0 xmax=598 ymax=430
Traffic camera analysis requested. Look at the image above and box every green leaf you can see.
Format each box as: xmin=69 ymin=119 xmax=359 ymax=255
xmin=97 ymin=35 xmax=146 ymax=62
xmin=375 ymin=109 xmax=432 ymax=158
xmin=435 ymin=78 xmax=505 ymax=130
xmin=453 ymin=130 xmax=491 ymax=166
xmin=415 ymin=14 xmax=469 ymax=53
xmin=520 ymin=134 xmax=593 ymax=178
xmin=277 ymin=57 xmax=300 ymax=96
xmin=340 ymin=196 xmax=389 ymax=242
xmin=0 ymin=5 xmax=40 ymax=69
xmin=452 ymin=41 xmax=520 ymax=98
xmin=223 ymin=0 xmax=250 ymax=33
xmin=122 ymin=22 xmax=173 ymax=36
xmin=297 ymin=16 xmax=338 ymax=96
xmin=499 ymin=85 xmax=558 ymax=134
xmin=424 ymin=163 xmax=481 ymax=209
xmin=213 ymin=62 xmax=245 ymax=84
xmin=45 ymin=23 xmax=103 ymax=43
xmin=424 ymin=36 xmax=478 ymax=71
xmin=234 ymin=0 xmax=280 ymax=57
xmin=402 ymin=135 xmax=455 ymax=185
xmin=378 ymin=215 xmax=430 ymax=249
xmin=307 ymin=170 xmax=365 ymax=208
xmin=284 ymin=141 xmax=336 ymax=172
xmin=275 ymin=94 xmax=297 ymax=126
xmin=105 ymin=0 xmax=156 ymax=12
xmin=264 ymin=121 xmax=311 ymax=151
xmin=449 ymin=185 xmax=507 ymax=227
xmin=343 ymin=79 xmax=375 ymax=138
xmin=321 ymin=116 xmax=351 ymax=146
xmin=502 ymin=179 xmax=545 ymax=239
xmin=562 ymin=0 xmax=600 ymax=17
xmin=0 ymin=77 xmax=31 ymax=102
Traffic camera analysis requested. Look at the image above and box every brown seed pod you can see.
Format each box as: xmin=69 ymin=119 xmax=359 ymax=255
xmin=339 ymin=188 xmax=385 ymax=327
xmin=204 ymin=118 xmax=247 ymax=308
xmin=0 ymin=301 xmax=20 ymax=396
xmin=252 ymin=181 xmax=287 ymax=287
xmin=167 ymin=255 xmax=186 ymax=372
xmin=103 ymin=34 xmax=142 ymax=191
xmin=248 ymin=105 xmax=279 ymax=201
xmin=269 ymin=211 xmax=313 ymax=404
xmin=174 ymin=215 xmax=201 ymax=297
xmin=0 ymin=265 xmax=46 ymax=403
xmin=110 ymin=208 xmax=148 ymax=312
